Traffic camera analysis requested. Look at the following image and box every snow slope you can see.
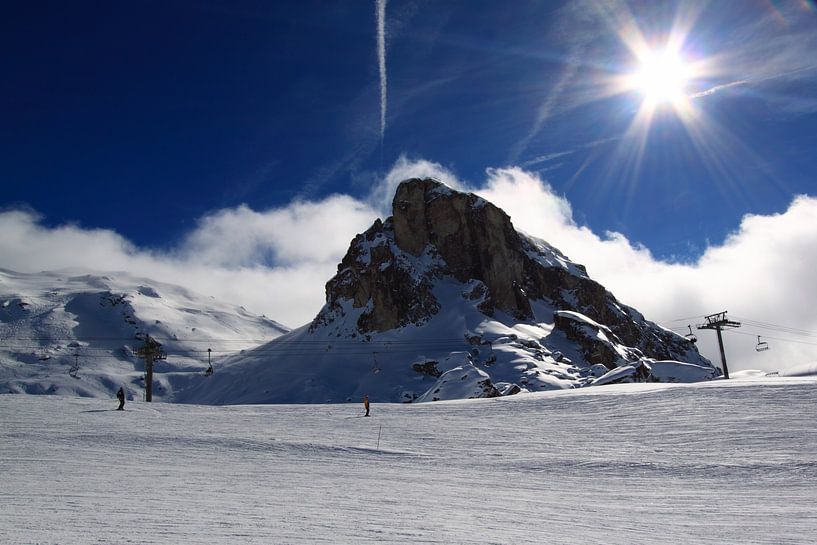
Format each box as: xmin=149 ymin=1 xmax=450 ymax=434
xmin=777 ymin=361 xmax=817 ymax=377
xmin=0 ymin=268 xmax=288 ymax=400
xmin=2 ymin=377 xmax=816 ymax=544
xmin=177 ymin=281 xmax=602 ymax=404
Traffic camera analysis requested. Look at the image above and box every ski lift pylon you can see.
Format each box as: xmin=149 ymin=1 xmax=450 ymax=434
xmin=204 ymin=347 xmax=214 ymax=376
xmin=755 ymin=336 xmax=769 ymax=352
xmin=685 ymin=325 xmax=697 ymax=344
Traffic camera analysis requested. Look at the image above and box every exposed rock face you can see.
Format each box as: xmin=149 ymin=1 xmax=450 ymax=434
xmin=310 ymin=217 xmax=440 ymax=333
xmin=553 ymin=311 xmax=630 ymax=369
xmin=312 ymin=177 xmax=709 ymax=369
xmin=392 ymin=179 xmax=532 ymax=319
xmin=412 ymin=360 xmax=442 ymax=377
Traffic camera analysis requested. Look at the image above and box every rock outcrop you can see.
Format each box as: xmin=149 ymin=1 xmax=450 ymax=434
xmin=392 ymin=179 xmax=532 ymax=319
xmin=312 ymin=178 xmax=709 ymax=370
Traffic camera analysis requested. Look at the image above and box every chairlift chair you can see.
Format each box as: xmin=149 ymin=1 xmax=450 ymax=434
xmin=685 ymin=325 xmax=697 ymax=344
xmin=755 ymin=336 xmax=769 ymax=352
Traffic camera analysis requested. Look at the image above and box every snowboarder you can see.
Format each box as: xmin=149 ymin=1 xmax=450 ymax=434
xmin=363 ymin=394 xmax=370 ymax=417
xmin=116 ymin=387 xmax=125 ymax=411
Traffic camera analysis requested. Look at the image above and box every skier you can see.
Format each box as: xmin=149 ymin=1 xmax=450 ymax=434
xmin=116 ymin=387 xmax=125 ymax=411
xmin=363 ymin=394 xmax=370 ymax=417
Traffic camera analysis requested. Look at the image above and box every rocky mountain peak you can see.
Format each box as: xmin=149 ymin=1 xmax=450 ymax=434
xmin=311 ymin=177 xmax=710 ymax=372
xmin=182 ymin=178 xmax=716 ymax=405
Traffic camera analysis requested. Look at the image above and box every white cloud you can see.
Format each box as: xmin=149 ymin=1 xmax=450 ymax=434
xmin=0 ymin=197 xmax=377 ymax=329
xmin=1 ymin=158 xmax=814 ymax=372
xmin=0 ymin=210 xmax=140 ymax=271
xmin=176 ymin=196 xmax=376 ymax=267
xmin=368 ymin=154 xmax=464 ymax=214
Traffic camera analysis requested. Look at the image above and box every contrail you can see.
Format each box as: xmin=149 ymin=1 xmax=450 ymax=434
xmin=688 ymin=80 xmax=748 ymax=99
xmin=507 ymin=48 xmax=580 ymax=164
xmin=521 ymin=150 xmax=575 ymax=168
xmin=377 ymin=0 xmax=387 ymax=142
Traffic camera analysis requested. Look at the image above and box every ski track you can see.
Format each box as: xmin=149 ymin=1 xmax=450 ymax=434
xmin=1 ymin=379 xmax=816 ymax=544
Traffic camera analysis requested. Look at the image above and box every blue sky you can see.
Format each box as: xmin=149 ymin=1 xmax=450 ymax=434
xmin=2 ymin=0 xmax=817 ymax=369
xmin=4 ymin=0 xmax=814 ymax=258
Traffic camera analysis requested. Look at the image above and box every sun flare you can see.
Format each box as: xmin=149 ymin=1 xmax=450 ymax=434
xmin=586 ymin=5 xmax=753 ymax=209
xmin=629 ymin=48 xmax=691 ymax=107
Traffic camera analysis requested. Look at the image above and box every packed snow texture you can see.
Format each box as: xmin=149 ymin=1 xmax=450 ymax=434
xmin=2 ymin=377 xmax=816 ymax=545
xmin=0 ymin=269 xmax=288 ymax=399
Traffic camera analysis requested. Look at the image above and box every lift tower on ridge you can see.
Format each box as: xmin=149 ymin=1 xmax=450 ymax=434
xmin=136 ymin=334 xmax=166 ymax=402
xmin=697 ymin=311 xmax=741 ymax=379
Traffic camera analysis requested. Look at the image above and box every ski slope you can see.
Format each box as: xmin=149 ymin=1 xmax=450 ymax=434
xmin=0 ymin=268 xmax=288 ymax=400
xmin=2 ymin=377 xmax=816 ymax=544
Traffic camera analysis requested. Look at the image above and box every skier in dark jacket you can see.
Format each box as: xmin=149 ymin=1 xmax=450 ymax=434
xmin=363 ymin=394 xmax=370 ymax=417
xmin=116 ymin=387 xmax=125 ymax=411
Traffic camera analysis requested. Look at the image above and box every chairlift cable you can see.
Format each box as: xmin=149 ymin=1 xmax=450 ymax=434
xmin=723 ymin=329 xmax=817 ymax=347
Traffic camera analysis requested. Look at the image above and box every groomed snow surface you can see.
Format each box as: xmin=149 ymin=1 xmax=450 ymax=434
xmin=2 ymin=377 xmax=816 ymax=545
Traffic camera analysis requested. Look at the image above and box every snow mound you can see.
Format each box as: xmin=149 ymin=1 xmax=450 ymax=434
xmin=591 ymin=359 xmax=718 ymax=386
xmin=415 ymin=359 xmax=500 ymax=402
xmin=649 ymin=360 xmax=720 ymax=382
xmin=591 ymin=364 xmax=645 ymax=386
xmin=777 ymin=362 xmax=817 ymax=377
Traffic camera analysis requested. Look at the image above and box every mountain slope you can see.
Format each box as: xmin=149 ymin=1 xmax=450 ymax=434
xmin=180 ymin=178 xmax=715 ymax=405
xmin=0 ymin=268 xmax=288 ymax=400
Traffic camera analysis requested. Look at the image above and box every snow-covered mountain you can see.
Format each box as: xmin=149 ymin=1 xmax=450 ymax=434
xmin=0 ymin=268 xmax=288 ymax=400
xmin=180 ymin=178 xmax=717 ymax=405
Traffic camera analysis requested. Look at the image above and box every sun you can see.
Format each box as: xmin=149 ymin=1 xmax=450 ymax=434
xmin=628 ymin=47 xmax=691 ymax=108
xmin=581 ymin=5 xmax=753 ymax=210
